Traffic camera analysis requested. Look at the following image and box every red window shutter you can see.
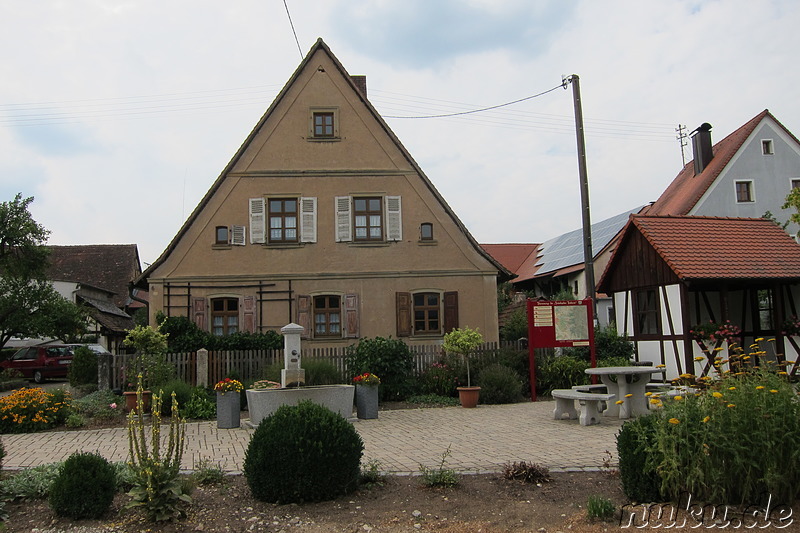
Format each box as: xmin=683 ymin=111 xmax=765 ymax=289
xmin=193 ymin=297 xmax=207 ymax=330
xmin=343 ymin=293 xmax=360 ymax=338
xmin=242 ymin=295 xmax=256 ymax=333
xmin=444 ymin=291 xmax=459 ymax=333
xmin=297 ymin=295 xmax=311 ymax=338
xmin=396 ymin=292 xmax=411 ymax=337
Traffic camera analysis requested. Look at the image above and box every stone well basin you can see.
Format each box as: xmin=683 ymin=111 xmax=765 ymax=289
xmin=245 ymin=384 xmax=355 ymax=426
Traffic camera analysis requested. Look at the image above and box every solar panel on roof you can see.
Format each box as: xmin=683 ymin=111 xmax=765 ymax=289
xmin=535 ymin=207 xmax=643 ymax=275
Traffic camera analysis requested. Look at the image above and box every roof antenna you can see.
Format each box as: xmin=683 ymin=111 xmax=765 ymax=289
xmin=283 ymin=0 xmax=303 ymax=59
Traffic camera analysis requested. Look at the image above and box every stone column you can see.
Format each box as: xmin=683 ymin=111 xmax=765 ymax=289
xmin=97 ymin=352 xmax=111 ymax=390
xmin=196 ymin=348 xmax=209 ymax=388
xmin=281 ymin=323 xmax=306 ymax=387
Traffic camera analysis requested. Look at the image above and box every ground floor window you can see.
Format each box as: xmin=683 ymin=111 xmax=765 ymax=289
xmin=413 ymin=293 xmax=440 ymax=334
xmin=314 ymin=295 xmax=341 ymax=337
xmin=211 ymin=298 xmax=239 ymax=336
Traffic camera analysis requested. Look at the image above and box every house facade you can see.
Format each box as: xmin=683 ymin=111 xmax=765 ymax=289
xmin=135 ymin=39 xmax=508 ymax=347
xmin=597 ymin=215 xmax=800 ymax=380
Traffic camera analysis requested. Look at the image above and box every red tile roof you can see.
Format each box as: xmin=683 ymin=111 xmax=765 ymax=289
xmin=630 ymin=215 xmax=800 ymax=280
xmin=480 ymin=243 xmax=539 ymax=276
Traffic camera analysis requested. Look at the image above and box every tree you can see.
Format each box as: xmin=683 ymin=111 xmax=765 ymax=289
xmin=782 ymin=188 xmax=800 ymax=237
xmin=0 ymin=194 xmax=87 ymax=349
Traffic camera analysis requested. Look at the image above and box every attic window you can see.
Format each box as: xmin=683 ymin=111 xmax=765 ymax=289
xmin=735 ymin=180 xmax=754 ymax=203
xmin=792 ymin=178 xmax=800 ymax=190
xmin=215 ymin=226 xmax=229 ymax=245
xmin=309 ymin=107 xmax=339 ymax=140
xmin=762 ymin=139 xmax=774 ymax=155
xmin=420 ymin=223 xmax=434 ymax=241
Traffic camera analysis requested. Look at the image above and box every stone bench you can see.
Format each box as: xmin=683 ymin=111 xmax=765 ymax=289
xmin=551 ymin=389 xmax=616 ymax=426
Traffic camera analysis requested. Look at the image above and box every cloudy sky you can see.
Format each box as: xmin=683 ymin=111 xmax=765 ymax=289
xmin=2 ymin=1 xmax=799 ymax=266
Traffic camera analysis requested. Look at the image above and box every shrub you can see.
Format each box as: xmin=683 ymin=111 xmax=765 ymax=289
xmin=345 ymin=337 xmax=415 ymax=401
xmin=477 ymin=364 xmax=524 ymax=404
xmin=71 ymin=389 xmax=125 ymax=421
xmin=243 ymin=401 xmax=363 ymax=503
xmin=616 ymin=415 xmax=662 ymax=503
xmin=587 ymin=495 xmax=615 ymax=520
xmin=67 ymin=346 xmax=98 ymax=387
xmin=157 ymin=313 xmax=283 ymax=351
xmin=48 ymin=452 xmax=116 ymax=519
xmin=192 ymin=459 xmax=226 ymax=486
xmin=65 ymin=413 xmax=84 ymax=428
xmin=154 ymin=379 xmax=194 ymax=417
xmin=0 ymin=387 xmax=72 ymax=433
xmin=420 ymin=361 xmax=460 ymax=396
xmin=123 ymin=325 xmax=174 ymax=390
xmin=405 ymin=394 xmax=460 ymax=407
xmin=0 ymin=462 xmax=63 ymax=499
xmin=181 ymin=388 xmax=216 ymax=420
xmin=500 ymin=308 xmax=528 ymax=341
xmin=419 ymin=446 xmax=459 ymax=488
xmin=536 ymin=354 xmax=589 ymax=395
xmin=303 ymin=358 xmax=343 ymax=385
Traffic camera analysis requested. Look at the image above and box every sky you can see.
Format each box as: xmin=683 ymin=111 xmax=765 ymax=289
xmin=2 ymin=1 xmax=799 ymax=267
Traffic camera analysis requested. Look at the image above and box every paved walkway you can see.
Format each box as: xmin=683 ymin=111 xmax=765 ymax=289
xmin=1 ymin=401 xmax=623 ymax=474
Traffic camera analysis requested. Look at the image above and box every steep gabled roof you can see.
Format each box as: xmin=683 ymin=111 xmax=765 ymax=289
xmin=597 ymin=215 xmax=800 ymax=293
xmin=46 ymin=244 xmax=142 ymax=308
xmin=480 ymin=243 xmax=538 ymax=275
xmin=647 ymin=110 xmax=800 ymax=216
xmin=136 ymin=38 xmax=510 ymax=285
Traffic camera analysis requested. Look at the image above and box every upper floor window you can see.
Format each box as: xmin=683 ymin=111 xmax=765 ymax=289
xmin=215 ymin=226 xmax=229 ymax=245
xmin=735 ymin=180 xmax=754 ymax=203
xmin=211 ymin=298 xmax=238 ymax=336
xmin=308 ymin=107 xmax=339 ymax=140
xmin=354 ymin=197 xmax=383 ymax=241
xmin=420 ymin=223 xmax=434 ymax=241
xmin=791 ymin=178 xmax=800 ymax=190
xmin=335 ymin=195 xmax=402 ymax=242
xmin=314 ymin=295 xmax=341 ymax=337
xmin=269 ymin=198 xmax=298 ymax=243
xmin=634 ymin=289 xmax=660 ymax=337
xmin=313 ymin=112 xmax=334 ymax=137
xmin=762 ymin=139 xmax=774 ymax=155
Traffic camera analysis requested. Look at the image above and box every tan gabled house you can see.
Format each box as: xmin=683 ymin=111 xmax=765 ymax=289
xmin=134 ymin=39 xmax=509 ymax=346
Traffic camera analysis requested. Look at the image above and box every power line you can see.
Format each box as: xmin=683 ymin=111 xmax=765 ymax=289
xmin=283 ymin=0 xmax=303 ymax=59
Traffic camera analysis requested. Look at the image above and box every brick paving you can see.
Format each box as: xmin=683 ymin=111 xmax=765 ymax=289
xmin=1 ymin=401 xmax=623 ymax=474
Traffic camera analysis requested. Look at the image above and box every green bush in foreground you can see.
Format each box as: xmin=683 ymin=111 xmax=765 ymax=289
xmin=244 ymin=401 xmax=363 ymax=503
xmin=477 ymin=363 xmax=524 ymax=404
xmin=616 ymin=415 xmax=662 ymax=503
xmin=49 ymin=452 xmax=116 ymax=519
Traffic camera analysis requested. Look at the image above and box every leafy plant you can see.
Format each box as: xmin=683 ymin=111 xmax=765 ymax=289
xmin=500 ymin=308 xmax=528 ymax=341
xmin=71 ymin=389 xmax=125 ymax=422
xmin=192 ymin=459 xmax=226 ymax=486
xmin=304 ymin=358 xmax=343 ymax=385
xmin=157 ymin=313 xmax=283 ymax=351
xmin=442 ymin=327 xmax=484 ymax=387
xmin=476 ymin=364 xmax=524 ymax=404
xmin=502 ymin=461 xmax=551 ymax=484
xmin=0 ymin=462 xmax=62 ymax=499
xmin=243 ymin=401 xmax=363 ymax=503
xmin=419 ymin=445 xmax=459 ymax=488
xmin=420 ymin=361 xmax=460 ymax=396
xmin=536 ymin=354 xmax=589 ymax=395
xmin=0 ymin=387 xmax=72 ymax=433
xmin=587 ymin=495 xmax=615 ymax=520
xmin=359 ymin=458 xmax=385 ymax=487
xmin=48 ymin=452 xmax=116 ymax=519
xmin=181 ymin=388 xmax=216 ymax=420
xmin=406 ymin=394 xmax=461 ymax=407
xmin=616 ymin=415 xmax=662 ymax=503
xmin=154 ymin=379 xmax=195 ymax=416
xmin=123 ymin=324 xmax=175 ymax=390
xmin=345 ymin=337 xmax=415 ymax=401
xmin=64 ymin=413 xmax=85 ymax=428
xmin=126 ymin=382 xmax=191 ymax=521
xmin=67 ymin=346 xmax=98 ymax=386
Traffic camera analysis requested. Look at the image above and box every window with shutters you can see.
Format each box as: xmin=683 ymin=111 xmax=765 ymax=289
xmin=269 ymin=198 xmax=298 ymax=243
xmin=336 ymin=195 xmax=402 ymax=242
xmin=413 ymin=293 xmax=440 ymax=334
xmin=211 ymin=297 xmax=239 ymax=336
xmin=396 ymin=291 xmax=458 ymax=337
xmin=354 ymin=197 xmax=383 ymax=241
xmin=215 ymin=226 xmax=228 ymax=245
xmin=314 ymin=295 xmax=341 ymax=337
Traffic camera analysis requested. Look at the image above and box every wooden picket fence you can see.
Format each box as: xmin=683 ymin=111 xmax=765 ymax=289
xmin=109 ymin=341 xmax=525 ymax=389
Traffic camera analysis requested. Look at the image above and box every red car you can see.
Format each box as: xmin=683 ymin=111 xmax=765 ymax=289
xmin=0 ymin=345 xmax=74 ymax=383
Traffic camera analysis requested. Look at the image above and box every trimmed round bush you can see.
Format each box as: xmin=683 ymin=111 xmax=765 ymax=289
xmin=477 ymin=364 xmax=524 ymax=404
xmin=48 ymin=452 xmax=116 ymax=519
xmin=243 ymin=401 xmax=364 ymax=503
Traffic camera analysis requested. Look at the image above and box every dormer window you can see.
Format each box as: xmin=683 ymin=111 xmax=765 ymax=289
xmin=762 ymin=139 xmax=774 ymax=155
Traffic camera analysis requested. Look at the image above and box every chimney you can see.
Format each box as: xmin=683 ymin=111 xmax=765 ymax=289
xmin=351 ymin=75 xmax=367 ymax=98
xmin=691 ymin=122 xmax=713 ymax=175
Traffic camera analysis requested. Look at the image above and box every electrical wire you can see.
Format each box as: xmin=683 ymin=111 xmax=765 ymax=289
xmin=283 ymin=0 xmax=303 ymax=59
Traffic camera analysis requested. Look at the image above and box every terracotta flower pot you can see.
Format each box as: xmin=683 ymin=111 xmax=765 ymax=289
xmin=123 ymin=390 xmax=151 ymax=414
xmin=457 ymin=386 xmax=481 ymax=408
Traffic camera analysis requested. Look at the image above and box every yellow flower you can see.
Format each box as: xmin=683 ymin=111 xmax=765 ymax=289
xmin=656 ymin=364 xmax=666 ymax=368
xmin=650 ymin=398 xmax=662 ymax=405
xmin=615 ymin=400 xmax=624 ymax=405
xmin=645 ymin=392 xmax=652 ymax=397
xmin=778 ymin=371 xmax=788 ymax=375
xmin=756 ymin=385 xmax=765 ymax=390
xmin=680 ymin=373 xmax=694 ymax=379
xmin=668 ymin=418 xmax=680 ymax=424
xmin=625 ymin=393 xmax=633 ymax=398
xmin=694 ymin=356 xmax=704 ymax=361
xmin=727 ymin=403 xmax=736 ymax=408
xmin=755 ymin=337 xmax=764 ymax=342
xmin=673 ymin=395 xmax=683 ymax=401
xmin=702 ymin=416 xmax=711 ymax=423
xmin=728 ymin=386 xmax=736 ymax=391
xmin=770 ymin=390 xmax=779 ymax=394
xmin=712 ymin=392 xmax=723 ymax=398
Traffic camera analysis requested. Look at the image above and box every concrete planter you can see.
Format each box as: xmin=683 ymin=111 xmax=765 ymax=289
xmin=216 ymin=391 xmax=241 ymax=429
xmin=246 ymin=385 xmax=355 ymax=426
xmin=355 ymin=384 xmax=379 ymax=419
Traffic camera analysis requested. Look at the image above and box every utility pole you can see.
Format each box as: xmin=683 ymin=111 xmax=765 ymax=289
xmin=565 ymin=74 xmax=597 ymax=322
xmin=676 ymin=124 xmax=688 ymax=167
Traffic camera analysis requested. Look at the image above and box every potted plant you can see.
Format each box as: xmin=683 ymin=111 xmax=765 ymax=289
xmin=122 ymin=324 xmax=173 ymax=414
xmin=443 ymin=326 xmax=484 ymax=408
xmin=352 ymin=372 xmax=380 ymax=419
xmin=214 ymin=377 xmax=243 ymax=429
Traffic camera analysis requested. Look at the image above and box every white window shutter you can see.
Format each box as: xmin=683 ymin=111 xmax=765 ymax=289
xmin=300 ymin=197 xmax=317 ymax=243
xmin=231 ymin=225 xmax=246 ymax=246
xmin=386 ymin=196 xmax=402 ymax=241
xmin=249 ymin=198 xmax=265 ymax=244
xmin=335 ymin=196 xmax=352 ymax=242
